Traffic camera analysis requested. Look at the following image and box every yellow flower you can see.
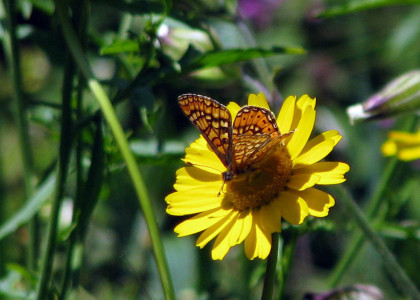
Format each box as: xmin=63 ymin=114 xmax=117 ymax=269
xmin=166 ymin=92 xmax=349 ymax=260
xmin=382 ymin=130 xmax=420 ymax=161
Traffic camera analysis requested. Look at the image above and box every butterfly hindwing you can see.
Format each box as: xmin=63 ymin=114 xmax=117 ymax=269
xmin=232 ymin=106 xmax=281 ymax=169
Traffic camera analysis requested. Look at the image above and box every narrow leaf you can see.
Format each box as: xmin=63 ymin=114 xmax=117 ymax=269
xmin=182 ymin=46 xmax=305 ymax=72
xmin=100 ymin=40 xmax=139 ymax=55
xmin=318 ymin=0 xmax=420 ymax=18
xmin=0 ymin=174 xmax=55 ymax=240
xmin=78 ymin=121 xmax=105 ymax=238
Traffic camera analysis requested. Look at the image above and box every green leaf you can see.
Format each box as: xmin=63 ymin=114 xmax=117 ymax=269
xmin=0 ymin=174 xmax=55 ymax=241
xmin=100 ymin=39 xmax=139 ymax=55
xmin=375 ymin=222 xmax=420 ymax=240
xmin=181 ymin=46 xmax=305 ymax=72
xmin=318 ymin=0 xmax=420 ymax=18
xmin=133 ymin=86 xmax=163 ymax=133
xmin=25 ymin=0 xmax=54 ymax=15
xmin=0 ymin=264 xmax=35 ymax=299
xmin=77 ymin=121 xmax=105 ymax=238
xmin=130 ymin=139 xmax=185 ymax=164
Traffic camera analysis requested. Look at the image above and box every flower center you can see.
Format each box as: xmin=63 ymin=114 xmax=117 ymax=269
xmin=223 ymin=144 xmax=292 ymax=211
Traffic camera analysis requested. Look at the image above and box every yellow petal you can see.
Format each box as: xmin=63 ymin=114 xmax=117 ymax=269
xmin=397 ymin=146 xmax=420 ymax=161
xmin=276 ymin=191 xmax=309 ymax=225
xmin=173 ymin=167 xmax=221 ymax=191
xmin=298 ymin=188 xmax=335 ymax=217
xmin=248 ymin=92 xmax=270 ymax=109
xmin=287 ymin=173 xmax=321 ymax=190
xmin=174 ymin=207 xmax=232 ymax=236
xmin=196 ymin=210 xmax=238 ymax=248
xmin=244 ymin=221 xmax=272 ymax=260
xmin=183 ymin=136 xmax=225 ymax=174
xmin=227 ymin=101 xmax=241 ymax=119
xmin=286 ymin=106 xmax=316 ymax=160
xmin=293 ymin=140 xmax=335 ymax=166
xmin=293 ymin=130 xmax=342 ymax=166
xmin=381 ymin=130 xmax=420 ymax=160
xmin=211 ymin=210 xmax=254 ymax=259
xmin=277 ymin=96 xmax=296 ymax=133
xmin=296 ymin=95 xmax=316 ymax=110
xmin=211 ymin=215 xmax=240 ymax=260
xmin=388 ymin=130 xmax=420 ymax=143
xmin=381 ymin=140 xmax=397 ymax=156
xmin=244 ymin=223 xmax=257 ymax=259
xmin=166 ymin=188 xmax=223 ymax=215
xmin=288 ymin=95 xmax=316 ymax=131
xmin=256 ymin=201 xmax=282 ymax=232
xmin=293 ymin=162 xmax=349 ymax=185
xmin=228 ymin=209 xmax=252 ymax=246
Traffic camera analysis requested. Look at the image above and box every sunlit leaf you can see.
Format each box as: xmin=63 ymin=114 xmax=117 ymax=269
xmin=100 ymin=40 xmax=139 ymax=55
xmin=130 ymin=139 xmax=185 ymax=164
xmin=318 ymin=0 xmax=420 ymax=18
xmin=0 ymin=264 xmax=35 ymax=299
xmin=0 ymin=175 xmax=55 ymax=241
xmin=376 ymin=221 xmax=420 ymax=240
xmin=182 ymin=46 xmax=305 ymax=72
xmin=25 ymin=0 xmax=54 ymax=15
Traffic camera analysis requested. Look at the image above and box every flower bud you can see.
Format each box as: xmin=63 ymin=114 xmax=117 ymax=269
xmin=347 ymin=70 xmax=420 ymax=124
xmin=157 ymin=23 xmax=214 ymax=61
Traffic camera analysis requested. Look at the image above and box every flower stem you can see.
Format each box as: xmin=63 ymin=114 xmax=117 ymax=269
xmin=328 ymin=158 xmax=399 ymax=287
xmin=35 ymin=55 xmax=75 ymax=299
xmin=329 ymin=116 xmax=417 ymax=287
xmin=59 ymin=1 xmax=89 ymax=298
xmin=277 ymin=230 xmax=297 ymax=299
xmin=1 ymin=0 xmax=39 ymax=270
xmin=53 ymin=2 xmax=175 ymax=299
xmin=334 ymin=185 xmax=420 ymax=300
xmin=261 ymin=233 xmax=279 ymax=300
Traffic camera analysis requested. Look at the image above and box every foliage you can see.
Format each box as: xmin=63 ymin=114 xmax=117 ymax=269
xmin=0 ymin=0 xmax=420 ymax=299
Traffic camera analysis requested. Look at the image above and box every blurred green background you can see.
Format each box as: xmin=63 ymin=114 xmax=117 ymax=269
xmin=1 ymin=0 xmax=420 ymax=299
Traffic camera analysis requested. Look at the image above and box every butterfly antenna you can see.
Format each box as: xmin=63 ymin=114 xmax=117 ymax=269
xmin=217 ymin=180 xmax=226 ymax=197
xmin=185 ymin=161 xmax=224 ymax=173
xmin=185 ymin=162 xmax=226 ymax=197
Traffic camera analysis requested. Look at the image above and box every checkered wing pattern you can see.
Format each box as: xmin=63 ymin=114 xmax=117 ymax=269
xmin=178 ymin=94 xmax=232 ymax=168
xmin=232 ymin=106 xmax=281 ymax=169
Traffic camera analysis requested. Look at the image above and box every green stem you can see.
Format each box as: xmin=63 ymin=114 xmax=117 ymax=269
xmin=60 ymin=117 xmax=103 ymax=300
xmin=1 ymin=0 xmax=39 ymax=270
xmin=328 ymin=158 xmax=399 ymax=287
xmin=329 ymin=116 xmax=417 ymax=287
xmin=277 ymin=230 xmax=297 ymax=300
xmin=53 ymin=2 xmax=175 ymax=299
xmin=35 ymin=55 xmax=75 ymax=299
xmin=60 ymin=1 xmax=89 ymax=298
xmin=261 ymin=233 xmax=279 ymax=300
xmin=334 ymin=186 xmax=420 ymax=300
xmin=236 ymin=18 xmax=274 ymax=95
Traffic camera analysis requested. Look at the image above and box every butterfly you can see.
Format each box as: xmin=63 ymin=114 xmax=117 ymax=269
xmin=178 ymin=94 xmax=292 ymax=187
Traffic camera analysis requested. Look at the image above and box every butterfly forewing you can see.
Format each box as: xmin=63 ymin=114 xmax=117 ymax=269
xmin=178 ymin=94 xmax=232 ymax=168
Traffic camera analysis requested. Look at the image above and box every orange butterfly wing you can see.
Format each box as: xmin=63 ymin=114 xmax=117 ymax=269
xmin=232 ymin=106 xmax=285 ymax=171
xmin=178 ymin=94 xmax=232 ymax=169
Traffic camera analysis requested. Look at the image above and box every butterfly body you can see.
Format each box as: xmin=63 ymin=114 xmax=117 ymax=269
xmin=178 ymin=94 xmax=290 ymax=186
